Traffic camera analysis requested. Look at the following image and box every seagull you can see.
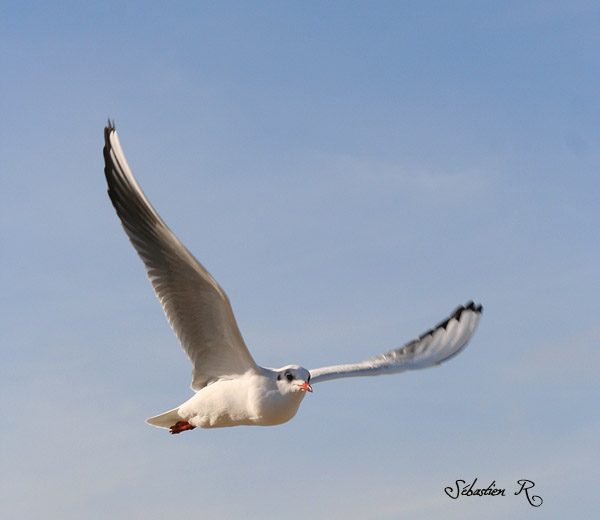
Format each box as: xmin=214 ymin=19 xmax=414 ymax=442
xmin=103 ymin=121 xmax=483 ymax=434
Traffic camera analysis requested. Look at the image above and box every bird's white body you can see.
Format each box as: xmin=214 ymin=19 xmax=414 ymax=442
xmin=150 ymin=368 xmax=308 ymax=429
xmin=103 ymin=121 xmax=483 ymax=433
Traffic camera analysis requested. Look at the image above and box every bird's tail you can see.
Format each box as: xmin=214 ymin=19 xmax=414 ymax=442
xmin=146 ymin=407 xmax=182 ymax=429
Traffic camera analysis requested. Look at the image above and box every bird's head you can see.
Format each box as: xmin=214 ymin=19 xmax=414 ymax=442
xmin=276 ymin=365 xmax=313 ymax=394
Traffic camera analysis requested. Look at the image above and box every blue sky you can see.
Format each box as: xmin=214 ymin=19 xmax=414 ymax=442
xmin=2 ymin=1 xmax=599 ymax=518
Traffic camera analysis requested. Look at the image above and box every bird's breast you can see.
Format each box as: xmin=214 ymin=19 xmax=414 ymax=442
xmin=250 ymin=386 xmax=306 ymax=426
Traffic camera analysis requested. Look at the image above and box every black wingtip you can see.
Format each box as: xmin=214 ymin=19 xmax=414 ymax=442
xmin=103 ymin=121 xmax=114 ymax=161
xmin=436 ymin=301 xmax=483 ymax=331
xmin=103 ymin=120 xmax=116 ymax=152
xmin=458 ymin=300 xmax=483 ymax=317
xmin=469 ymin=301 xmax=483 ymax=314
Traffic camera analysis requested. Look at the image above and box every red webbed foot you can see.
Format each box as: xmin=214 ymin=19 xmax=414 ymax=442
xmin=170 ymin=421 xmax=196 ymax=434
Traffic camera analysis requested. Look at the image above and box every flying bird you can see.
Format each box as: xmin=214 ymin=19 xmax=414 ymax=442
xmin=103 ymin=122 xmax=482 ymax=434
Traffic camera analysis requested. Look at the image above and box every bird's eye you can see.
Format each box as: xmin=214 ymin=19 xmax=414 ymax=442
xmin=285 ymin=372 xmax=293 ymax=382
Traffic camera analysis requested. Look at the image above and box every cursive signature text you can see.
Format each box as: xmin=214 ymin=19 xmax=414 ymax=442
xmin=445 ymin=478 xmax=543 ymax=507
xmin=445 ymin=478 xmax=505 ymax=498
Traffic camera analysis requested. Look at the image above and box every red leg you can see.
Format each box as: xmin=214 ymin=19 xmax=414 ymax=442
xmin=170 ymin=421 xmax=196 ymax=434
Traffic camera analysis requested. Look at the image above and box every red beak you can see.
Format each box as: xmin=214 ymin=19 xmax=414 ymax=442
xmin=298 ymin=381 xmax=313 ymax=392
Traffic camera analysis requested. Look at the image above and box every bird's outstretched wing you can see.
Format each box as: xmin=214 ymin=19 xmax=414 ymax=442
xmin=309 ymin=302 xmax=482 ymax=384
xmin=103 ymin=121 xmax=258 ymax=390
